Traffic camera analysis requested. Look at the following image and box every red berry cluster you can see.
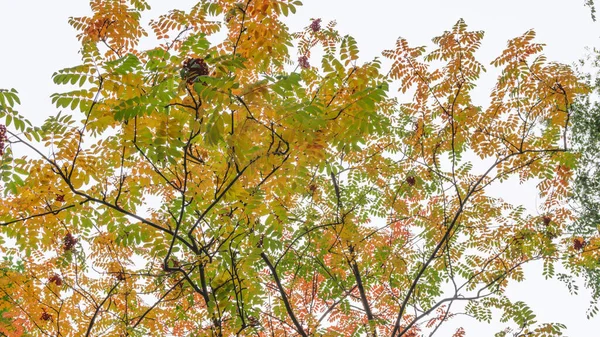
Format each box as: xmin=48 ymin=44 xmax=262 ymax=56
xmin=63 ymin=233 xmax=77 ymax=251
xmin=0 ymin=124 xmax=7 ymax=156
xmin=298 ymin=56 xmax=310 ymax=69
xmin=182 ymin=58 xmax=209 ymax=84
xmin=56 ymin=194 xmax=65 ymax=202
xmin=310 ymin=18 xmax=322 ymax=32
xmin=573 ymin=238 xmax=586 ymax=251
xmin=49 ymin=274 xmax=62 ymax=286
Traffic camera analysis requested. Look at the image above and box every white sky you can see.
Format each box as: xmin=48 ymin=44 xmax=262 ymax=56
xmin=0 ymin=0 xmax=599 ymax=335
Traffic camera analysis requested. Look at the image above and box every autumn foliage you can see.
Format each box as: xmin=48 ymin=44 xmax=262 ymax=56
xmin=0 ymin=0 xmax=596 ymax=336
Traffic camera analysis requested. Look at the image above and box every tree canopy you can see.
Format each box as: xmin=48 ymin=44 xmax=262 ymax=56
xmin=0 ymin=0 xmax=596 ymax=336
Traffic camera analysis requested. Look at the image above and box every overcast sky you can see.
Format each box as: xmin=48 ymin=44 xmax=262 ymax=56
xmin=0 ymin=0 xmax=599 ymax=335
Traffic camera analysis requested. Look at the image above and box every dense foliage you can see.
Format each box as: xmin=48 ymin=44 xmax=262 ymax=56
xmin=565 ymin=49 xmax=600 ymax=320
xmin=0 ymin=0 xmax=595 ymax=336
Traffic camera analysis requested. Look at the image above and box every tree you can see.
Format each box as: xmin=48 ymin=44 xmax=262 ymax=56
xmin=0 ymin=0 xmax=590 ymax=336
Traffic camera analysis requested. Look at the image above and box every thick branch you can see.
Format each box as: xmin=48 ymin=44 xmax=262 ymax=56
xmin=350 ymin=260 xmax=376 ymax=335
xmin=260 ymin=252 xmax=308 ymax=337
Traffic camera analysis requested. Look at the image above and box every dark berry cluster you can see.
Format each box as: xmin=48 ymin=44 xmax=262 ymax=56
xmin=0 ymin=124 xmax=7 ymax=156
xmin=542 ymin=216 xmax=551 ymax=226
xmin=181 ymin=58 xmax=210 ymax=84
xmin=41 ymin=311 xmax=52 ymax=321
xmin=573 ymin=238 xmax=586 ymax=251
xmin=56 ymin=194 xmax=65 ymax=202
xmin=310 ymin=18 xmax=322 ymax=32
xmin=298 ymin=55 xmax=310 ymax=69
xmin=49 ymin=274 xmax=62 ymax=286
xmin=406 ymin=176 xmax=416 ymax=186
xmin=63 ymin=233 xmax=77 ymax=251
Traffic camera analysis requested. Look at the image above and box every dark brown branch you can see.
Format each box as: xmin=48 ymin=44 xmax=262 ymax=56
xmin=317 ymin=285 xmax=357 ymax=325
xmin=231 ymin=0 xmax=252 ymax=57
xmin=390 ymin=147 xmax=561 ymax=337
xmin=68 ymin=77 xmax=103 ymax=180
xmin=188 ymin=157 xmax=258 ymax=237
xmin=7 ymin=131 xmax=196 ymax=252
xmin=132 ymin=276 xmax=186 ymax=329
xmin=330 ymin=171 xmax=342 ymax=220
xmin=260 ymin=252 xmax=308 ymax=337
xmin=350 ymin=260 xmax=376 ymax=335
xmin=0 ymin=201 xmax=87 ymax=227
xmin=84 ymin=281 xmax=120 ymax=337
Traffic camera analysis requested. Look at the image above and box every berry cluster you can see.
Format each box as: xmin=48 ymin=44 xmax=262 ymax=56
xmin=298 ymin=56 xmax=310 ymax=69
xmin=310 ymin=18 xmax=322 ymax=32
xmin=0 ymin=124 xmax=7 ymax=156
xmin=573 ymin=238 xmax=586 ymax=251
xmin=56 ymin=194 xmax=65 ymax=202
xmin=406 ymin=176 xmax=416 ymax=186
xmin=181 ymin=58 xmax=210 ymax=84
xmin=63 ymin=233 xmax=77 ymax=251
xmin=49 ymin=274 xmax=62 ymax=286
xmin=40 ymin=311 xmax=52 ymax=321
xmin=542 ymin=216 xmax=551 ymax=227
